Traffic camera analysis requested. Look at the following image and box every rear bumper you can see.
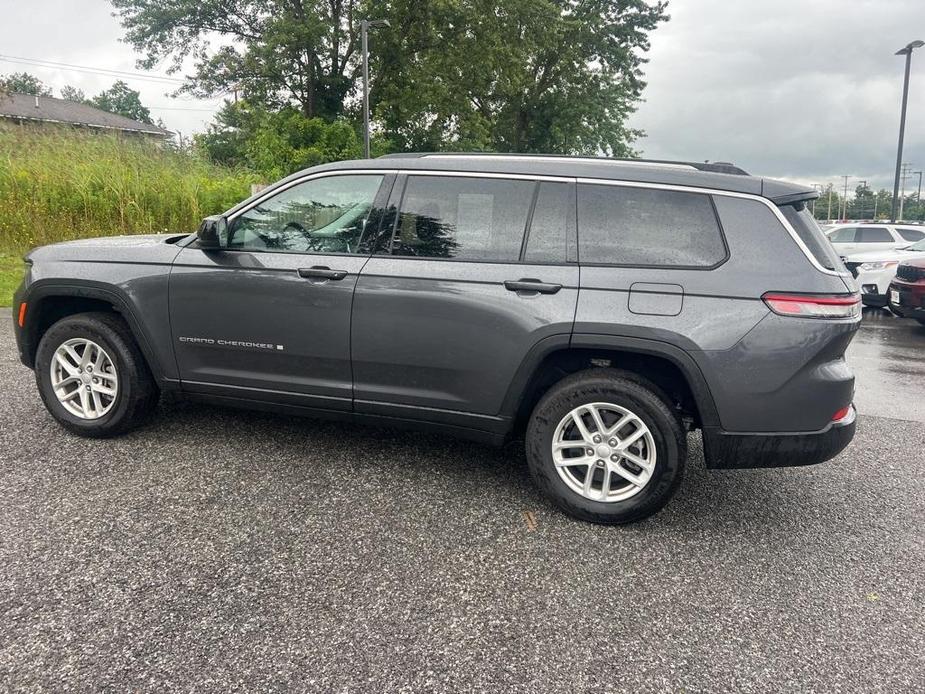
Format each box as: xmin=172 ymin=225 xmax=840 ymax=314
xmin=702 ymin=405 xmax=857 ymax=469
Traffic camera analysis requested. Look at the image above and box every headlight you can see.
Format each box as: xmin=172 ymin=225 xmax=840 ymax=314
xmin=858 ymin=261 xmax=898 ymax=271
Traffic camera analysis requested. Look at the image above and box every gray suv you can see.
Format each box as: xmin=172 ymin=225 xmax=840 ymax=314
xmin=12 ymin=154 xmax=860 ymax=524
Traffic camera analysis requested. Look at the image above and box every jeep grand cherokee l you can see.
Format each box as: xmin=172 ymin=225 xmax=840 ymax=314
xmin=12 ymin=154 xmax=860 ymax=524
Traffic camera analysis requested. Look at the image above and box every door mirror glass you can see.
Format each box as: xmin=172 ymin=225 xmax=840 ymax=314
xmin=198 ymin=215 xmax=228 ymax=249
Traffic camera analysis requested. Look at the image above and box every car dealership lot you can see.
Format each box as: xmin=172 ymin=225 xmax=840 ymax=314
xmin=1 ymin=310 xmax=923 ymax=692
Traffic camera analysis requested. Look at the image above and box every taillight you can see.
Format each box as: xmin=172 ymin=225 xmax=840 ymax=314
xmin=762 ymin=292 xmax=861 ymax=319
xmin=832 ymin=405 xmax=852 ymax=422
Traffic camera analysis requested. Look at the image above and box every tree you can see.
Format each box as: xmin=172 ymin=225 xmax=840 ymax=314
xmin=373 ymin=0 xmax=668 ymax=154
xmin=0 ymin=72 xmax=52 ymax=96
xmin=60 ymin=85 xmax=88 ymax=103
xmin=195 ymin=101 xmax=362 ymax=180
xmin=110 ymin=0 xmax=368 ymax=120
xmin=90 ymin=80 xmax=153 ymax=123
xmin=110 ymin=0 xmax=668 ymax=154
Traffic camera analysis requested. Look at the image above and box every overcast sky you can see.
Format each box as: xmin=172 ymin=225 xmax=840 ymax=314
xmin=1 ymin=0 xmax=923 ymax=192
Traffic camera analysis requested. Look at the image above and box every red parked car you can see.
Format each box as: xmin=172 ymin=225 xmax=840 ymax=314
xmin=889 ymin=258 xmax=925 ymax=326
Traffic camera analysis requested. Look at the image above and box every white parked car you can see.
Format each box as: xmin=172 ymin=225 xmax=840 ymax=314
xmin=843 ymin=238 xmax=925 ymax=307
xmin=826 ymin=223 xmax=925 ymax=255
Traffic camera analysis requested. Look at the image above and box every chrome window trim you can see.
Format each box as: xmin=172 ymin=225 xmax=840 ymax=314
xmin=227 ymin=169 xmax=398 ymax=223
xmin=575 ymin=177 xmax=851 ymax=278
xmin=227 ymin=167 xmax=848 ymax=278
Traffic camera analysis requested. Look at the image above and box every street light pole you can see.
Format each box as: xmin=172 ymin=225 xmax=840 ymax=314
xmin=891 ymin=40 xmax=924 ymax=222
xmin=361 ymin=18 xmax=391 ymax=159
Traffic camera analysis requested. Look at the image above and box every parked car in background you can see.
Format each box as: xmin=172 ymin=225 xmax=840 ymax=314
xmin=826 ymin=223 xmax=925 ymax=256
xmin=889 ymin=259 xmax=925 ymax=325
xmin=842 ymin=238 xmax=925 ymax=307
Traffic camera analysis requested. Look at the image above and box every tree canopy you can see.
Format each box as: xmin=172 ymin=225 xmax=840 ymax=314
xmin=90 ymin=81 xmax=153 ymax=124
xmin=111 ymin=0 xmax=668 ymax=155
xmin=0 ymin=72 xmax=53 ymax=97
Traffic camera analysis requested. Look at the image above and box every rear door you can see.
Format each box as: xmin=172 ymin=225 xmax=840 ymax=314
xmin=351 ymin=173 xmax=578 ymax=427
xmin=828 ymin=226 xmax=859 ymax=255
xmin=855 ymin=226 xmax=899 ymax=253
xmin=169 ymin=172 xmax=391 ymax=409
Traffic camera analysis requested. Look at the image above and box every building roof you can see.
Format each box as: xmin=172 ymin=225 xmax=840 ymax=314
xmin=0 ymin=92 xmax=172 ymax=137
xmin=251 ymin=153 xmax=816 ymax=208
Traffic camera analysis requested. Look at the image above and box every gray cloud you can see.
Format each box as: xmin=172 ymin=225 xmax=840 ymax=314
xmin=2 ymin=0 xmax=923 ymax=192
xmin=630 ymin=0 xmax=925 ymax=191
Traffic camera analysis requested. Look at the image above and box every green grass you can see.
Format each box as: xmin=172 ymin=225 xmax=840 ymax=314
xmin=0 ymin=254 xmax=24 ymax=308
xmin=0 ymin=125 xmax=258 ymax=254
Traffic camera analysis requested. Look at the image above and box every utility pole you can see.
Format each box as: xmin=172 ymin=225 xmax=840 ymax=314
xmin=841 ymin=175 xmax=850 ymax=220
xmin=827 ymin=184 xmax=834 ymax=222
xmin=361 ymin=18 xmax=391 ymax=159
xmin=811 ymin=183 xmax=824 ymax=218
xmin=899 ymin=163 xmax=913 ymax=220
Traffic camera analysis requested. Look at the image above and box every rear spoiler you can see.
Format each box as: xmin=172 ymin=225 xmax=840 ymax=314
xmin=772 ymin=191 xmax=820 ymax=207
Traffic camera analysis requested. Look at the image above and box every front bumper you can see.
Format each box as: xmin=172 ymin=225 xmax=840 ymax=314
xmin=702 ymin=405 xmax=857 ymax=469
xmin=887 ymin=281 xmax=925 ymax=318
xmin=857 ymin=268 xmax=896 ymax=307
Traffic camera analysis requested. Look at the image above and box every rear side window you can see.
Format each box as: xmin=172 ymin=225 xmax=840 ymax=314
xmin=577 ymin=184 xmax=726 ymax=267
xmin=896 ymin=227 xmax=925 ymax=242
xmin=781 ymin=206 xmax=843 ymax=271
xmin=858 ymin=227 xmax=892 ymax=243
xmin=392 ymin=176 xmax=533 ymax=261
xmin=523 ymin=182 xmax=572 ymax=263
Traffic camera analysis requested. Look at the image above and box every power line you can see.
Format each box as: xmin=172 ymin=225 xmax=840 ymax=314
xmin=0 ymin=53 xmax=184 ymax=85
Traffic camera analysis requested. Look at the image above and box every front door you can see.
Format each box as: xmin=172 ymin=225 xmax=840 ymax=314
xmin=351 ymin=174 xmax=579 ymax=427
xmin=169 ymin=172 xmax=390 ymax=410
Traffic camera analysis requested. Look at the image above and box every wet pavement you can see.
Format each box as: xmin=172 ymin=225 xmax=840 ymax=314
xmin=848 ymin=308 xmax=925 ymax=423
xmin=0 ymin=310 xmax=923 ymax=692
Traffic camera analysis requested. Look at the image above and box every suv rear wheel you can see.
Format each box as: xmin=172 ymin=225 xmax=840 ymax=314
xmin=34 ymin=312 xmax=159 ymax=438
xmin=525 ymin=369 xmax=686 ymax=524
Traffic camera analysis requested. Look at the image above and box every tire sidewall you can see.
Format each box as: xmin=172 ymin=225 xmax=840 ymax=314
xmin=35 ymin=317 xmax=136 ymax=435
xmin=526 ymin=373 xmax=685 ymax=524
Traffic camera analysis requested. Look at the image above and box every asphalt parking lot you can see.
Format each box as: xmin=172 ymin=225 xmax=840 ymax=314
xmin=1 ymin=309 xmax=923 ymax=692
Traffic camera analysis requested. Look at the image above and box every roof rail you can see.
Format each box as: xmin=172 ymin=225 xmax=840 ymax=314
xmin=377 ymin=152 xmax=749 ymax=176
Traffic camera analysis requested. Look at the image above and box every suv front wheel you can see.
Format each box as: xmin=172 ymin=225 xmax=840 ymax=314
xmin=525 ymin=369 xmax=686 ymax=524
xmin=34 ymin=312 xmax=159 ymax=438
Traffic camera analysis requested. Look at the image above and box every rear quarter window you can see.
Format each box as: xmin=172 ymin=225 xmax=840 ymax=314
xmin=577 ymin=184 xmax=726 ymax=267
xmin=781 ymin=206 xmax=843 ymax=271
xmin=896 ymin=227 xmax=925 ymax=242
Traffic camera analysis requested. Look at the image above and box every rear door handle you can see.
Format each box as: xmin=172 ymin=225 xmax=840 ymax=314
xmin=298 ymin=266 xmax=348 ymax=281
xmin=504 ymin=279 xmax=562 ymax=295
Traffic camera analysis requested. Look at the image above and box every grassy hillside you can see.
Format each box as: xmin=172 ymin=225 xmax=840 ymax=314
xmin=0 ymin=125 xmax=258 ymax=306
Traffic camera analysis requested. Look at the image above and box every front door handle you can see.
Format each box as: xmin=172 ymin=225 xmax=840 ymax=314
xmin=298 ymin=266 xmax=348 ymax=281
xmin=504 ymin=278 xmax=562 ymax=295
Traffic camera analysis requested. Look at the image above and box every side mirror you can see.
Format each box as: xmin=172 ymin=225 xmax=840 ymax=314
xmin=197 ymin=215 xmax=228 ymax=250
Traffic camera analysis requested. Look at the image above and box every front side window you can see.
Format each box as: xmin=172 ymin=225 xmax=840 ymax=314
xmin=227 ymin=174 xmax=384 ymax=253
xmin=392 ymin=176 xmax=534 ymax=261
xmin=577 ymin=184 xmax=726 ymax=267
xmin=857 ymin=227 xmax=893 ymax=243
xmin=828 ymin=227 xmax=857 ymax=243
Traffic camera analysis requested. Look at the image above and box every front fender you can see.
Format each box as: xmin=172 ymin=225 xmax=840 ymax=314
xmin=18 ymin=278 xmax=176 ymax=383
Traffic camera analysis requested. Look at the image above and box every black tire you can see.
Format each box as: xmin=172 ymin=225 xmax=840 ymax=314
xmin=34 ymin=312 xmax=159 ymax=438
xmin=525 ymin=369 xmax=686 ymax=525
